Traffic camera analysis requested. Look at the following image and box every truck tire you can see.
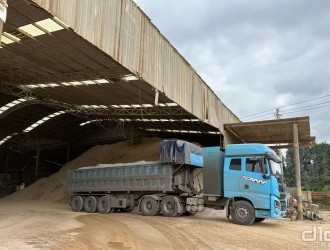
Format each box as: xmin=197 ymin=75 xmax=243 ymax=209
xmin=160 ymin=196 xmax=178 ymax=217
xmin=254 ymin=218 xmax=265 ymax=223
xmin=84 ymin=196 xmax=98 ymax=213
xmin=71 ymin=195 xmax=84 ymax=212
xmin=97 ymin=196 xmax=111 ymax=214
xmin=230 ymin=200 xmax=255 ymax=225
xmin=140 ymin=197 xmax=159 ymax=216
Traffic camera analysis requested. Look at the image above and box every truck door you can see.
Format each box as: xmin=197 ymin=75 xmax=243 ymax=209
xmin=242 ymin=157 xmax=271 ymax=210
xmin=223 ymin=157 xmax=244 ymax=198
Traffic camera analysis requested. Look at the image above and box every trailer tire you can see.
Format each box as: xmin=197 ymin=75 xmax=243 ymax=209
xmin=84 ymin=196 xmax=98 ymax=213
xmin=254 ymin=218 xmax=265 ymax=223
xmin=71 ymin=195 xmax=84 ymax=212
xmin=160 ymin=196 xmax=178 ymax=217
xmin=97 ymin=196 xmax=111 ymax=214
xmin=140 ymin=197 xmax=159 ymax=216
xmin=231 ymin=200 xmax=255 ymax=225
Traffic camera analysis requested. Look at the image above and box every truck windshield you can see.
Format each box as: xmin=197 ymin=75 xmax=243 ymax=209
xmin=269 ymin=159 xmax=282 ymax=177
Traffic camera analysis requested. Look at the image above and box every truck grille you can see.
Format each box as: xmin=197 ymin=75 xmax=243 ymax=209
xmin=280 ymin=200 xmax=287 ymax=211
xmin=278 ymin=183 xmax=286 ymax=192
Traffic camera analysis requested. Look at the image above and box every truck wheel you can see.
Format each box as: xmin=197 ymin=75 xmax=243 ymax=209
xmin=84 ymin=196 xmax=98 ymax=213
xmin=231 ymin=200 xmax=255 ymax=225
xmin=160 ymin=196 xmax=178 ymax=217
xmin=254 ymin=218 xmax=265 ymax=223
xmin=71 ymin=195 xmax=84 ymax=212
xmin=97 ymin=196 xmax=111 ymax=214
xmin=140 ymin=197 xmax=159 ymax=216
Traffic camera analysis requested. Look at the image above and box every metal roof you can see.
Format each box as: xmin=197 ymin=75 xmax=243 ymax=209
xmin=1 ymin=0 xmax=230 ymax=149
xmin=0 ymin=0 xmax=314 ymax=152
xmin=224 ymin=116 xmax=315 ymax=148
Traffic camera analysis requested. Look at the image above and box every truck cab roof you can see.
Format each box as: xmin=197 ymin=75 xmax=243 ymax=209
xmin=225 ymin=144 xmax=280 ymax=162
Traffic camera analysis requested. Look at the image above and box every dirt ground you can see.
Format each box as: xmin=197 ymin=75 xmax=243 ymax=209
xmin=0 ymin=199 xmax=329 ymax=250
xmin=1 ymin=139 xmax=329 ymax=249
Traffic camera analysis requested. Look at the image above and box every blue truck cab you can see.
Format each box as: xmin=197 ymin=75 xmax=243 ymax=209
xmin=203 ymin=144 xmax=287 ymax=225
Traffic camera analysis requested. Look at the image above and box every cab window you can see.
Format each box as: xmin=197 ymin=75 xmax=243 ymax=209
xmin=246 ymin=158 xmax=268 ymax=173
xmin=229 ymin=159 xmax=241 ymax=171
xmin=246 ymin=158 xmax=262 ymax=173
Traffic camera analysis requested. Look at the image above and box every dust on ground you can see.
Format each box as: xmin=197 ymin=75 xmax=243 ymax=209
xmin=1 ymin=138 xmax=329 ymax=249
xmin=0 ymin=199 xmax=329 ymax=250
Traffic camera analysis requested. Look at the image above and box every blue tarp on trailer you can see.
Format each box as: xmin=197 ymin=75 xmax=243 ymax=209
xmin=158 ymin=140 xmax=203 ymax=167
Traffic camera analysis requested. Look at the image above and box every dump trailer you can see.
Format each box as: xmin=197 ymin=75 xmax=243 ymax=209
xmin=67 ymin=140 xmax=287 ymax=225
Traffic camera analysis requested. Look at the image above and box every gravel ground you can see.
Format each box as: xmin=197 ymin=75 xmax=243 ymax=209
xmin=0 ymin=199 xmax=329 ymax=250
xmin=2 ymin=139 xmax=328 ymax=249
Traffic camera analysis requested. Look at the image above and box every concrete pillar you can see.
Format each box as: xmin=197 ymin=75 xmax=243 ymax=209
xmin=35 ymin=149 xmax=40 ymax=181
xmin=293 ymin=123 xmax=303 ymax=220
xmin=0 ymin=20 xmax=3 ymax=36
xmin=0 ymin=0 xmax=8 ymax=38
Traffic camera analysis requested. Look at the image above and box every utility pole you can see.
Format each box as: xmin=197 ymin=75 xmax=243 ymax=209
xmin=274 ymin=108 xmax=283 ymax=169
xmin=274 ymin=107 xmax=282 ymax=120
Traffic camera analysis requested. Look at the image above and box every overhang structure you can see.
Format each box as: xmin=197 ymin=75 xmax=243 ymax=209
xmin=0 ymin=0 xmax=315 ymax=153
xmin=0 ymin=0 xmax=240 ymax=151
xmin=224 ymin=116 xmax=315 ymax=149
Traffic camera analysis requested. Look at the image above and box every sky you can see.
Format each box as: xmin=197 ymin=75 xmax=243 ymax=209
xmin=134 ymin=0 xmax=330 ymax=143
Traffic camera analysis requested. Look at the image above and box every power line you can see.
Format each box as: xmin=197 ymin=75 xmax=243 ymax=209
xmin=281 ymin=104 xmax=330 ymax=116
xmin=241 ymin=94 xmax=330 ymax=119
xmin=243 ymin=100 xmax=330 ymax=121
xmin=281 ymin=101 xmax=330 ymax=113
xmin=248 ymin=104 xmax=330 ymax=121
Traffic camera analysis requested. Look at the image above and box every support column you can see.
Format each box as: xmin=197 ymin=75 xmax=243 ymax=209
xmin=0 ymin=0 xmax=8 ymax=42
xmin=293 ymin=123 xmax=303 ymax=220
xmin=0 ymin=19 xmax=3 ymax=37
xmin=5 ymin=149 xmax=9 ymax=173
xmin=35 ymin=149 xmax=40 ymax=181
xmin=66 ymin=145 xmax=70 ymax=163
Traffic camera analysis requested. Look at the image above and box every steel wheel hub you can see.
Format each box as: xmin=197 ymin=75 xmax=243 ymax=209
xmin=236 ymin=207 xmax=249 ymax=220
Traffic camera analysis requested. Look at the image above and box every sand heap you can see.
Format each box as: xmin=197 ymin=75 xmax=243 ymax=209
xmin=7 ymin=137 xmax=162 ymax=203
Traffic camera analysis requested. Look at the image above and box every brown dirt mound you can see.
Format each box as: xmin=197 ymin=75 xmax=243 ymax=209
xmin=7 ymin=137 xmax=162 ymax=203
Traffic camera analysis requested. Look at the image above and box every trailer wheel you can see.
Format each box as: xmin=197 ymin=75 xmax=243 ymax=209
xmin=71 ymin=195 xmax=84 ymax=212
xmin=84 ymin=196 xmax=98 ymax=213
xmin=97 ymin=196 xmax=111 ymax=214
xmin=160 ymin=196 xmax=178 ymax=217
xmin=140 ymin=197 xmax=159 ymax=216
xmin=254 ymin=218 xmax=265 ymax=223
xmin=231 ymin=200 xmax=255 ymax=225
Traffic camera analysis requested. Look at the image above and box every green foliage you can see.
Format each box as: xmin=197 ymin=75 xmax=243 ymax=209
xmin=284 ymin=142 xmax=330 ymax=191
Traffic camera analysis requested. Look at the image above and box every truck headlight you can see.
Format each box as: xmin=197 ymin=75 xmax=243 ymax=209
xmin=275 ymin=200 xmax=280 ymax=208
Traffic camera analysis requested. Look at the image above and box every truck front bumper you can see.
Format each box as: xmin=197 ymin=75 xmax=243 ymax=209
xmin=255 ymin=195 xmax=283 ymax=219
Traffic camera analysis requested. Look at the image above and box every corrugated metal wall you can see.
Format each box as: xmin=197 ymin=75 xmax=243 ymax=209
xmin=32 ymin=0 xmax=240 ymax=133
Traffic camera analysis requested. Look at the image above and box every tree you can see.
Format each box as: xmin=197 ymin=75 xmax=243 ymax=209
xmin=284 ymin=142 xmax=330 ymax=191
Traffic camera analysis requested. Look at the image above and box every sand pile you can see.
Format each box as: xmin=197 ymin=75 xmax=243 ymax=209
xmin=7 ymin=137 xmax=162 ymax=203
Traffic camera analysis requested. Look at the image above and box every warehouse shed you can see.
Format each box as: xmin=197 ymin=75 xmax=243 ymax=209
xmin=0 ymin=0 xmax=314 ymax=188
